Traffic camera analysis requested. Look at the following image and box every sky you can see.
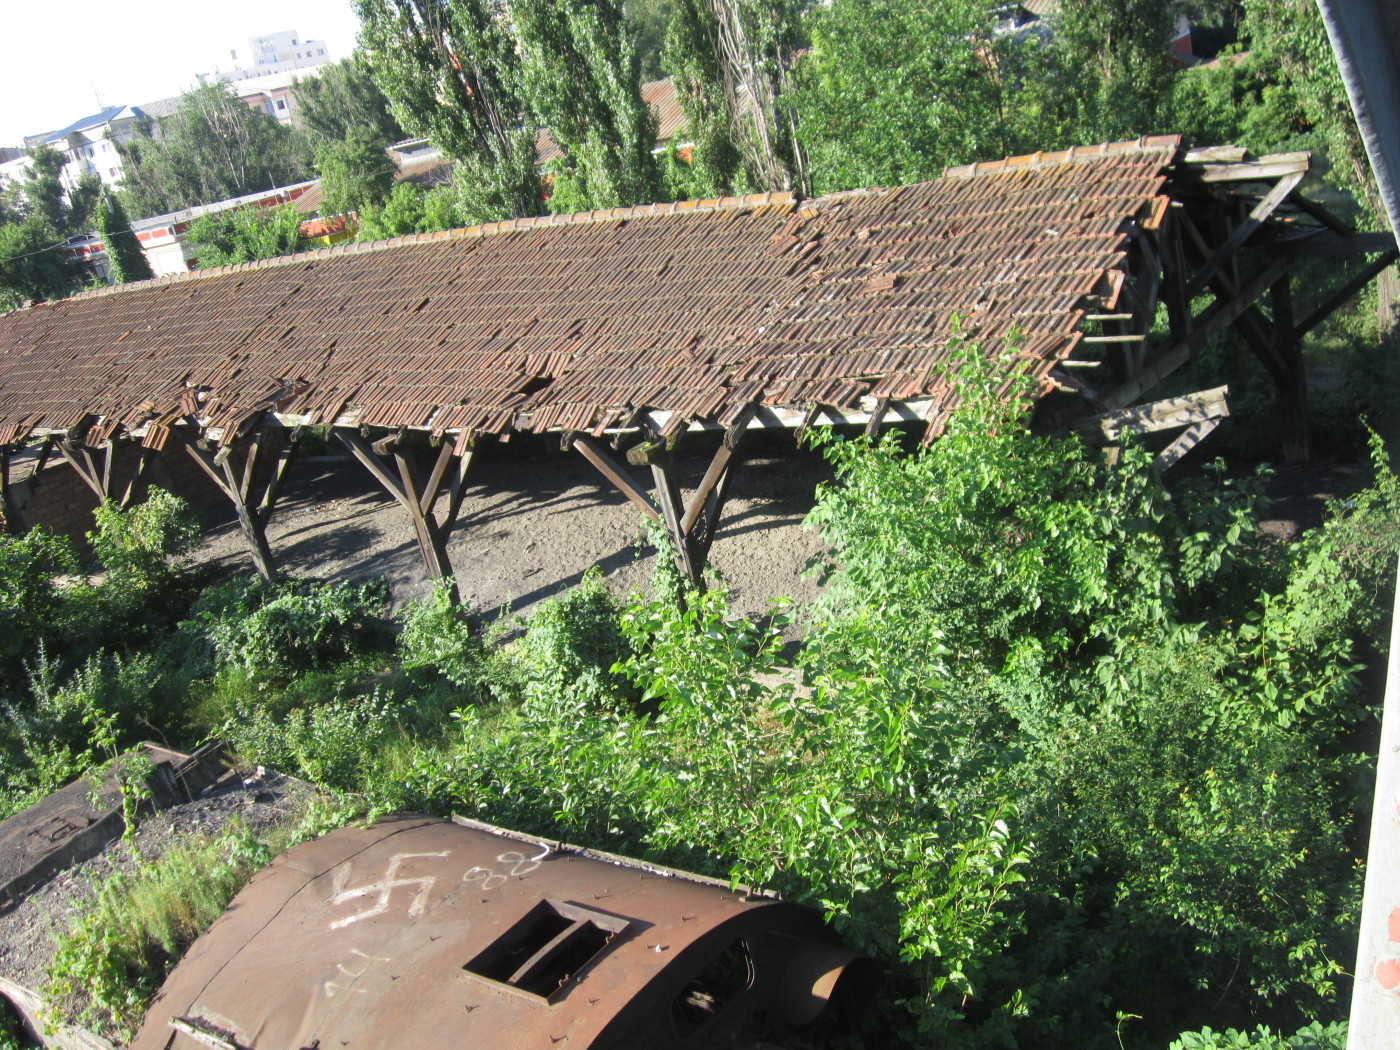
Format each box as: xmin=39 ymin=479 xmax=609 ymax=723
xmin=0 ymin=0 xmax=364 ymax=147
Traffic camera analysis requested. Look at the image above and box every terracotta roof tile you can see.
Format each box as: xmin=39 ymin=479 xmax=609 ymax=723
xmin=0 ymin=138 xmax=1181 ymax=442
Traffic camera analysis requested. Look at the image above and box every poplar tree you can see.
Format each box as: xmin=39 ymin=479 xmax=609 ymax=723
xmin=662 ymin=0 xmax=745 ymax=197
xmin=95 ymin=190 xmax=153 ymax=285
xmin=355 ymin=0 xmax=544 ymax=222
xmin=511 ymin=0 xmax=661 ymax=211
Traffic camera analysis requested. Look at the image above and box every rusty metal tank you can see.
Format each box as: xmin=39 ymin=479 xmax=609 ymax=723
xmin=132 ymin=814 xmax=871 ymax=1050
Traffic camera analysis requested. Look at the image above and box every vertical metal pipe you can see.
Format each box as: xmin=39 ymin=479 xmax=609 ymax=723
xmin=1348 ymin=557 xmax=1400 ymax=1047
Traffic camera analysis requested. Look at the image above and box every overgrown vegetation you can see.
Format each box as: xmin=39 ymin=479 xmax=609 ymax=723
xmin=42 ymin=796 xmax=364 ymax=1042
xmin=3 ymin=345 xmax=1393 ymax=1047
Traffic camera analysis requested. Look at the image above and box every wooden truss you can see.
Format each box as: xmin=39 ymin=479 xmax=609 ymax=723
xmin=177 ymin=421 xmax=301 ymax=581
xmin=569 ymin=404 xmax=757 ymax=588
xmin=55 ymin=431 xmax=156 ymax=508
xmin=336 ymin=427 xmax=475 ymax=599
xmin=1055 ymin=147 xmax=1399 ymax=463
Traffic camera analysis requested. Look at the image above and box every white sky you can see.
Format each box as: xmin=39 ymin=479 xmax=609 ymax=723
xmin=0 ymin=0 xmax=364 ymax=147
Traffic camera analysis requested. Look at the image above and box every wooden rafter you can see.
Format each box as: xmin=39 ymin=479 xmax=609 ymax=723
xmin=179 ymin=421 xmax=301 ymax=580
xmin=1186 ymin=169 xmax=1306 ymax=298
xmin=336 ymin=428 xmax=473 ymax=597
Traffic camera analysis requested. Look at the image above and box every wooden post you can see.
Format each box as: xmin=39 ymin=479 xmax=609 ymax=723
xmin=336 ymin=428 xmax=472 ymax=599
xmin=572 ymin=405 xmax=755 ymax=590
xmin=1270 ymin=275 xmax=1311 ymax=463
xmin=180 ymin=424 xmax=301 ymax=581
xmin=0 ymin=444 xmax=16 ymax=534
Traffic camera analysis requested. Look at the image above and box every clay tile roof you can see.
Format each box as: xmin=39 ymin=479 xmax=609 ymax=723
xmin=0 ymin=137 xmax=1181 ymax=443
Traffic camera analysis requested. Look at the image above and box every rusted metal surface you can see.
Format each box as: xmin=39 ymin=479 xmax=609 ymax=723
xmin=0 ymin=744 xmax=216 ymax=908
xmin=0 ymin=138 xmax=1181 ymax=449
xmin=131 ymin=815 xmax=870 ymax=1050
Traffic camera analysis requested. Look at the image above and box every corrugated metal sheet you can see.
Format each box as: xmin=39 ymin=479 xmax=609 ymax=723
xmin=130 ymin=815 xmax=869 ymax=1050
xmin=0 ymin=137 xmax=1180 ymax=444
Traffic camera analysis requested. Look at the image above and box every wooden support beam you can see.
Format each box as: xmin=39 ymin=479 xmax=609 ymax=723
xmin=118 ymin=446 xmax=155 ymax=508
xmin=1100 ymin=259 xmax=1293 ymax=412
xmin=572 ymin=435 xmax=662 ymax=526
xmin=1186 ymin=170 xmax=1306 ymax=298
xmin=1294 ymin=249 xmax=1400 ymax=340
xmin=1073 ymin=386 xmax=1230 ymax=444
xmin=0 ymin=444 xmax=16 ymax=534
xmin=1271 ymin=275 xmax=1311 ymax=463
xmin=1178 ymin=151 xmax=1310 ymax=184
xmin=181 ymin=436 xmax=277 ymax=581
xmin=56 ymin=439 xmax=109 ymax=502
xmin=1276 ymin=231 xmax=1398 ymax=256
xmin=650 ymin=450 xmax=703 ymax=588
xmin=337 ymin=428 xmax=469 ymax=596
xmin=678 ymin=403 xmax=754 ymax=540
xmin=1154 ymin=417 xmax=1225 ymax=472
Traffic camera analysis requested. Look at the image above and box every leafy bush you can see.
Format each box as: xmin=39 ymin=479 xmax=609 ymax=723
xmin=0 ymin=528 xmax=78 ymax=686
xmin=181 ymin=575 xmax=390 ymax=681
xmin=397 ymin=578 xmax=488 ymax=690
xmin=516 ymin=566 xmax=631 ymax=708
xmin=1169 ymin=1021 xmax=1348 ymax=1050
xmin=88 ymin=488 xmax=201 ymax=591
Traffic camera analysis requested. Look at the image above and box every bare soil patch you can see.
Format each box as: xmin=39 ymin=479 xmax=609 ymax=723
xmin=193 ymin=436 xmax=838 ymax=622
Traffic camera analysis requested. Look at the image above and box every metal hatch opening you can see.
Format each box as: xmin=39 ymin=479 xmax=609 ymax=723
xmin=671 ymin=939 xmax=753 ymax=1037
xmin=464 ymin=899 xmax=630 ymax=1000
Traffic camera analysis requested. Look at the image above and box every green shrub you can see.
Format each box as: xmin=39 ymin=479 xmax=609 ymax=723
xmin=397 ymin=578 xmax=488 ymax=691
xmin=181 ymin=575 xmax=390 ymax=681
xmin=0 ymin=529 xmax=78 ymax=688
xmin=1169 ymin=1021 xmax=1348 ymax=1050
xmin=42 ymin=797 xmax=362 ymax=1042
xmin=88 ymin=488 xmax=201 ymax=591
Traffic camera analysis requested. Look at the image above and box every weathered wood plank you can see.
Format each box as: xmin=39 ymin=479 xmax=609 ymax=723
xmin=572 ymin=435 xmax=661 ymax=526
xmin=1074 ymin=386 xmax=1230 ymax=443
xmin=1154 ymin=418 xmax=1224 ymax=472
xmin=1187 ymin=170 xmax=1306 ymax=298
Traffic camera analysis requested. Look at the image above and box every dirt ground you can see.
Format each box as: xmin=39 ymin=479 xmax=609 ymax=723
xmin=194 ymin=434 xmax=838 ymax=623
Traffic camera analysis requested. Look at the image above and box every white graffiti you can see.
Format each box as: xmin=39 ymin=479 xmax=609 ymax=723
xmin=461 ymin=845 xmax=550 ymax=891
xmin=323 ymin=948 xmax=389 ymax=998
xmin=328 ymin=851 xmax=451 ymax=929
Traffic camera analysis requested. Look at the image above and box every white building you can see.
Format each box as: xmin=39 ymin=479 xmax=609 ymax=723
xmin=8 ymin=105 xmax=148 ymax=194
xmin=203 ymin=30 xmax=333 ymax=83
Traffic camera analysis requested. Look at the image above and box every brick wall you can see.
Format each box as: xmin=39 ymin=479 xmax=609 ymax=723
xmin=4 ymin=443 xmax=226 ymax=542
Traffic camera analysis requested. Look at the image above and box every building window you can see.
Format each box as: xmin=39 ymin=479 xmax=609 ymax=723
xmin=275 ymin=99 xmax=287 ymax=111
xmin=318 ymin=48 xmax=324 ymax=55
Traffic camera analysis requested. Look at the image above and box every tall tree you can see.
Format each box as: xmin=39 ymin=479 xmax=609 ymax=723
xmin=116 ymin=82 xmax=313 ymax=218
xmin=94 ymin=190 xmax=153 ymax=285
xmin=0 ymin=145 xmax=99 ymax=310
xmin=292 ymin=54 xmax=406 ymax=147
xmin=798 ymin=0 xmax=1035 ymax=193
xmin=662 ymin=0 xmax=745 ymax=197
xmin=699 ymin=0 xmax=807 ymax=195
xmin=186 ymin=204 xmax=308 ymax=268
xmin=20 ymin=145 xmax=100 ymax=235
xmin=511 ymin=0 xmax=662 ymax=210
xmin=1044 ymin=0 xmax=1185 ymax=144
xmin=0 ymin=218 xmax=74 ymax=311
xmin=355 ymin=0 xmax=543 ymax=222
xmin=317 ymin=128 xmax=397 ymax=216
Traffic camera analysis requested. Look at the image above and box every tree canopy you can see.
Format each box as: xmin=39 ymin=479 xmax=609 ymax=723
xmin=116 ymin=82 xmax=313 ymax=219
xmin=354 ymin=0 xmax=544 ymax=223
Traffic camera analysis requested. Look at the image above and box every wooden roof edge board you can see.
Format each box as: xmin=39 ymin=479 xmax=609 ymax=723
xmin=942 ymin=135 xmax=1182 ymax=179
xmin=1175 ymin=150 xmax=1312 ymax=183
xmin=52 ymin=190 xmax=802 ymax=309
